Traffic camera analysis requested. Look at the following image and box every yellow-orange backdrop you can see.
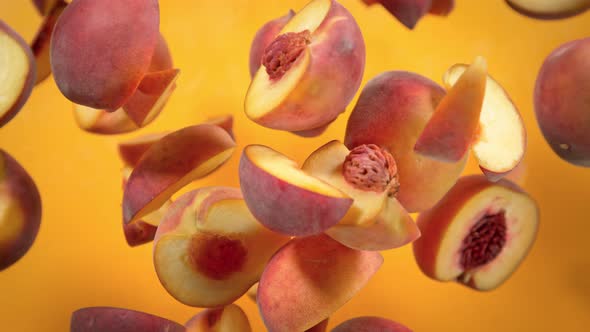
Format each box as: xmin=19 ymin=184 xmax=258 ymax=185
xmin=1 ymin=1 xmax=590 ymax=331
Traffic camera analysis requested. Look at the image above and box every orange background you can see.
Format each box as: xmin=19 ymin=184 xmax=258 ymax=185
xmin=1 ymin=1 xmax=590 ymax=331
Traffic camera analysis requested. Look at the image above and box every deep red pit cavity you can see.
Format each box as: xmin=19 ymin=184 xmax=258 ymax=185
xmin=189 ymin=233 xmax=248 ymax=280
xmin=342 ymin=144 xmax=400 ymax=196
xmin=262 ymin=30 xmax=311 ymax=80
xmin=460 ymin=211 xmax=507 ymax=270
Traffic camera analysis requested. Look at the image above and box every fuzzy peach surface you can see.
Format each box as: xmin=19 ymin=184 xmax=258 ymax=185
xmin=0 ymin=1 xmax=589 ymax=332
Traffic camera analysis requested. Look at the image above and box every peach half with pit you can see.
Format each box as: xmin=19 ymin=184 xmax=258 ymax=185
xmin=249 ymin=10 xmax=295 ymax=77
xmin=332 ymin=316 xmax=412 ymax=332
xmin=153 ymin=187 xmax=289 ymax=307
xmin=70 ymin=307 xmax=184 ymax=332
xmin=413 ymin=175 xmax=539 ymax=291
xmin=245 ymin=0 xmax=365 ymax=133
xmin=185 ymin=304 xmax=252 ymax=332
xmin=506 ymin=0 xmax=590 ymax=19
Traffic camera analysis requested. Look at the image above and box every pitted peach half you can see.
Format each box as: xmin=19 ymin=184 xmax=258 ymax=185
xmin=123 ymin=124 xmax=235 ymax=225
xmin=239 ymin=144 xmax=353 ymax=236
xmin=413 ymin=175 xmax=539 ymax=291
xmin=249 ymin=10 xmax=295 ymax=77
xmin=0 ymin=21 xmax=36 ymax=128
xmin=506 ymin=0 xmax=590 ymax=19
xmin=70 ymin=307 xmax=184 ymax=332
xmin=185 ymin=304 xmax=252 ymax=332
xmin=245 ymin=0 xmax=365 ymax=133
xmin=361 ymin=0 xmax=432 ymax=29
xmin=258 ymin=234 xmax=383 ymax=332
xmin=153 ymin=187 xmax=289 ymax=307
xmin=332 ymin=316 xmax=412 ymax=332
xmin=444 ymin=64 xmax=526 ymax=180
xmin=414 ymin=56 xmax=487 ymax=162
xmin=118 ymin=133 xmax=169 ymax=168
xmin=31 ymin=0 xmax=67 ymax=85
xmin=0 ymin=151 xmax=42 ymax=271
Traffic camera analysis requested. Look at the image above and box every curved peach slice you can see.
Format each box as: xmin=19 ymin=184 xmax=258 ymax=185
xmin=70 ymin=307 xmax=184 ymax=332
xmin=153 ymin=187 xmax=289 ymax=307
xmin=332 ymin=316 xmax=412 ymax=332
xmin=73 ymin=105 xmax=138 ymax=135
xmin=123 ymin=124 xmax=235 ymax=225
xmin=0 ymin=21 xmax=36 ymax=128
xmin=362 ymin=0 xmax=432 ymax=29
xmin=414 ymin=56 xmax=487 ymax=162
xmin=245 ymin=0 xmax=365 ymax=133
xmin=0 ymin=150 xmax=42 ymax=271
xmin=249 ymin=10 xmax=295 ymax=77
xmin=506 ymin=0 xmax=590 ymax=19
xmin=444 ymin=64 xmax=526 ymax=180
xmin=429 ymin=0 xmax=455 ymax=15
xmin=413 ymin=175 xmax=539 ymax=291
xmin=308 ymin=319 xmax=329 ymax=332
xmin=239 ymin=144 xmax=352 ymax=236
xmin=185 ymin=304 xmax=252 ymax=332
xmin=258 ymin=234 xmax=383 ymax=332
xmin=118 ymin=133 xmax=169 ymax=168
xmin=30 ymin=0 xmax=67 ymax=85
xmin=204 ymin=114 xmax=235 ymax=140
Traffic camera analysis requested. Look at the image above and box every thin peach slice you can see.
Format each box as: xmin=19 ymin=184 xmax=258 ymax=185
xmin=73 ymin=104 xmax=139 ymax=135
xmin=70 ymin=307 xmax=184 ymax=332
xmin=185 ymin=304 xmax=252 ymax=332
xmin=204 ymin=114 xmax=235 ymax=140
xmin=506 ymin=0 xmax=590 ymax=19
xmin=118 ymin=133 xmax=169 ymax=168
xmin=30 ymin=0 xmax=67 ymax=85
xmin=332 ymin=316 xmax=412 ymax=332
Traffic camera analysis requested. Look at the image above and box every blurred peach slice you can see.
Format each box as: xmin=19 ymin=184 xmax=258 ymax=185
xmin=30 ymin=0 xmax=67 ymax=85
xmin=506 ymin=0 xmax=590 ymax=19
xmin=185 ymin=304 xmax=252 ymax=332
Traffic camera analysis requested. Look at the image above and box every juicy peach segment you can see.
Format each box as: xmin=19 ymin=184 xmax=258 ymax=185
xmin=444 ymin=64 xmax=526 ymax=179
xmin=70 ymin=307 xmax=184 ymax=332
xmin=31 ymin=0 xmax=67 ymax=85
xmin=362 ymin=0 xmax=432 ymax=29
xmin=258 ymin=234 xmax=383 ymax=332
xmin=345 ymin=71 xmax=466 ymax=212
xmin=118 ymin=133 xmax=169 ymax=168
xmin=249 ymin=10 xmax=295 ymax=77
xmin=506 ymin=0 xmax=590 ymax=19
xmin=0 ymin=21 xmax=36 ymax=128
xmin=534 ymin=37 xmax=590 ymax=167
xmin=123 ymin=124 xmax=235 ymax=225
xmin=73 ymin=105 xmax=139 ymax=135
xmin=185 ymin=304 xmax=252 ymax=332
xmin=413 ymin=175 xmax=539 ymax=291
xmin=245 ymin=0 xmax=365 ymax=134
xmin=332 ymin=316 xmax=412 ymax=332
xmin=239 ymin=144 xmax=352 ymax=236
xmin=429 ymin=0 xmax=455 ymax=15
xmin=153 ymin=187 xmax=289 ymax=307
xmin=0 ymin=151 xmax=42 ymax=271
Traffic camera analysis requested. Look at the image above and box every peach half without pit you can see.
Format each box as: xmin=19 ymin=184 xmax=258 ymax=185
xmin=332 ymin=316 xmax=412 ymax=332
xmin=185 ymin=304 xmax=252 ymax=332
xmin=413 ymin=175 xmax=539 ymax=291
xmin=153 ymin=187 xmax=289 ymax=307
xmin=245 ymin=0 xmax=365 ymax=134
xmin=506 ymin=0 xmax=590 ymax=19
xmin=70 ymin=307 xmax=184 ymax=332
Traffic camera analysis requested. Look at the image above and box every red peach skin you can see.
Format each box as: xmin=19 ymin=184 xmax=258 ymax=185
xmin=70 ymin=307 xmax=184 ymax=332
xmin=31 ymin=0 xmax=67 ymax=85
xmin=429 ymin=0 xmax=455 ymax=15
xmin=332 ymin=316 xmax=412 ymax=332
xmin=362 ymin=0 xmax=432 ymax=29
xmin=249 ymin=10 xmax=295 ymax=77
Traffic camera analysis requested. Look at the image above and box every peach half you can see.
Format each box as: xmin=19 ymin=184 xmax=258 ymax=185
xmin=0 ymin=151 xmax=42 ymax=271
xmin=534 ymin=37 xmax=590 ymax=167
xmin=302 ymin=141 xmax=419 ymax=251
xmin=70 ymin=307 xmax=184 ymax=332
xmin=345 ymin=71 xmax=466 ymax=212
xmin=443 ymin=64 xmax=526 ymax=180
xmin=506 ymin=0 xmax=590 ymax=19
xmin=30 ymin=0 xmax=67 ymax=85
xmin=413 ymin=175 xmax=539 ymax=291
xmin=258 ymin=234 xmax=383 ymax=332
xmin=0 ymin=20 xmax=36 ymax=128
xmin=239 ymin=144 xmax=352 ymax=236
xmin=153 ymin=187 xmax=289 ymax=307
xmin=249 ymin=10 xmax=295 ymax=77
xmin=185 ymin=304 xmax=252 ymax=332
xmin=332 ymin=316 xmax=412 ymax=332
xmin=245 ymin=0 xmax=365 ymax=133
xmin=123 ymin=124 xmax=235 ymax=225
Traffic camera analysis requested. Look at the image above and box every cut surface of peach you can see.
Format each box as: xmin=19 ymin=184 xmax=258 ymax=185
xmin=506 ymin=0 xmax=590 ymax=19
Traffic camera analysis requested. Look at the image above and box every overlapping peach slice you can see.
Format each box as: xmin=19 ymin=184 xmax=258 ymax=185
xmin=245 ymin=0 xmax=365 ymax=134
xmin=0 ymin=20 xmax=36 ymax=128
xmin=153 ymin=187 xmax=289 ymax=307
xmin=302 ymin=141 xmax=419 ymax=251
xmin=0 ymin=150 xmax=42 ymax=271
xmin=30 ymin=0 xmax=67 ymax=85
xmin=123 ymin=124 xmax=235 ymax=225
xmin=185 ymin=304 xmax=252 ymax=332
xmin=332 ymin=316 xmax=412 ymax=332
xmin=506 ymin=0 xmax=590 ymax=19
xmin=70 ymin=307 xmax=184 ymax=332
xmin=443 ymin=64 xmax=526 ymax=180
xmin=414 ymin=56 xmax=487 ymax=162
xmin=249 ymin=10 xmax=295 ymax=77
xmin=239 ymin=144 xmax=352 ymax=236
xmin=258 ymin=234 xmax=383 ymax=332
xmin=413 ymin=175 xmax=539 ymax=291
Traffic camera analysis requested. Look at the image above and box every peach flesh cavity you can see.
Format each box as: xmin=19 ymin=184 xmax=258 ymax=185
xmin=342 ymin=144 xmax=399 ymax=196
xmin=460 ymin=211 xmax=507 ymax=270
xmin=263 ymin=30 xmax=311 ymax=81
xmin=189 ymin=233 xmax=248 ymax=280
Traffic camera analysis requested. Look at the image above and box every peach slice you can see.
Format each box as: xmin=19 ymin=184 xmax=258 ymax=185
xmin=443 ymin=64 xmax=526 ymax=180
xmin=534 ymin=37 xmax=590 ymax=167
xmin=70 ymin=307 xmax=184 ymax=332
xmin=30 ymin=0 xmax=67 ymax=85
xmin=153 ymin=187 xmax=289 ymax=307
xmin=73 ymin=105 xmax=139 ymax=135
xmin=332 ymin=316 xmax=412 ymax=332
xmin=185 ymin=304 xmax=252 ymax=332
xmin=0 ymin=150 xmax=42 ymax=271
xmin=414 ymin=56 xmax=487 ymax=162
xmin=249 ymin=10 xmax=295 ymax=77
xmin=506 ymin=0 xmax=590 ymax=19
xmin=204 ymin=114 xmax=235 ymax=140
xmin=245 ymin=0 xmax=365 ymax=133
xmin=118 ymin=133 xmax=169 ymax=168
xmin=239 ymin=144 xmax=352 ymax=236
xmin=307 ymin=319 xmax=329 ymax=332
xmin=413 ymin=175 xmax=539 ymax=291
xmin=345 ymin=71 xmax=466 ymax=212
xmin=32 ymin=0 xmax=62 ymax=16
xmin=123 ymin=124 xmax=235 ymax=225
xmin=429 ymin=0 xmax=455 ymax=15
xmin=362 ymin=0 xmax=432 ymax=29
xmin=258 ymin=234 xmax=383 ymax=332
xmin=246 ymin=283 xmax=258 ymax=302
xmin=0 ymin=21 xmax=37 ymax=128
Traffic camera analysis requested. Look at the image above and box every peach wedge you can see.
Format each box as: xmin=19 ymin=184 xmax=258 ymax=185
xmin=70 ymin=307 xmax=184 ymax=332
xmin=185 ymin=304 xmax=252 ymax=332
xmin=123 ymin=124 xmax=235 ymax=225
xmin=30 ymin=0 xmax=67 ymax=85
xmin=32 ymin=0 xmax=63 ymax=16
xmin=332 ymin=316 xmax=412 ymax=332
xmin=249 ymin=10 xmax=295 ymax=77
xmin=506 ymin=0 xmax=590 ymax=19
xmin=73 ymin=105 xmax=139 ymax=135
xmin=239 ymin=144 xmax=352 ymax=236
xmin=361 ymin=0 xmax=432 ymax=29
xmin=245 ymin=0 xmax=365 ymax=134
xmin=413 ymin=175 xmax=539 ymax=291
xmin=153 ymin=187 xmax=289 ymax=307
